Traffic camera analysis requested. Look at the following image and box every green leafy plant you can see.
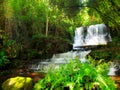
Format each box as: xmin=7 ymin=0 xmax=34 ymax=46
xmin=30 ymin=34 xmax=71 ymax=59
xmin=0 ymin=51 xmax=9 ymax=68
xmin=113 ymin=36 xmax=120 ymax=46
xmin=115 ymin=55 xmax=120 ymax=60
xmin=4 ymin=37 xmax=23 ymax=59
xmin=33 ymin=58 xmax=116 ymax=90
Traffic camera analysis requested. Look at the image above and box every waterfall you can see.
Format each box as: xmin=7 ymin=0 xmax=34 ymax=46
xmin=73 ymin=24 xmax=112 ymax=49
xmin=72 ymin=24 xmax=112 ymax=62
xmin=73 ymin=27 xmax=85 ymax=48
xmin=30 ymin=24 xmax=112 ymax=72
xmin=86 ymin=24 xmax=112 ymax=45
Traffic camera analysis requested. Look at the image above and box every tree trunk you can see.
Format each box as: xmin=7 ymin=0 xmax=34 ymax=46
xmin=46 ymin=15 xmax=49 ymax=37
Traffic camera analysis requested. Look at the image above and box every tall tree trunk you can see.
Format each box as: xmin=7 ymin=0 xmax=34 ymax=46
xmin=46 ymin=15 xmax=49 ymax=37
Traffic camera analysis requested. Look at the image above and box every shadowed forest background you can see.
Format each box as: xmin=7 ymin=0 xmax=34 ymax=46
xmin=0 ymin=0 xmax=120 ymax=89
xmin=0 ymin=0 xmax=120 ymax=62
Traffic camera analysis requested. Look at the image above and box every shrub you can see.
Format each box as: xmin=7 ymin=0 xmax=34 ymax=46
xmin=0 ymin=51 xmax=9 ymax=68
xmin=30 ymin=34 xmax=72 ymax=59
xmin=33 ymin=58 xmax=116 ymax=90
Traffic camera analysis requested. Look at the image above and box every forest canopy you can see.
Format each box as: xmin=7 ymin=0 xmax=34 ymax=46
xmin=0 ymin=0 xmax=120 ymax=59
xmin=0 ymin=0 xmax=120 ymax=34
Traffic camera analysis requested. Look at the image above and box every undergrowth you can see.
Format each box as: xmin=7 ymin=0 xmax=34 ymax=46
xmin=33 ymin=57 xmax=116 ymax=90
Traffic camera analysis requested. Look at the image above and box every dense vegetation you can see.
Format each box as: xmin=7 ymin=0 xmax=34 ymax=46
xmin=0 ymin=0 xmax=120 ymax=89
xmin=34 ymin=58 xmax=116 ymax=90
xmin=0 ymin=0 xmax=120 ymax=60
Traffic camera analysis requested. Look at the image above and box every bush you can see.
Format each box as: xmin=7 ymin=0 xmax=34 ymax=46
xmin=30 ymin=34 xmax=72 ymax=59
xmin=4 ymin=39 xmax=23 ymax=59
xmin=90 ymin=50 xmax=112 ymax=60
xmin=0 ymin=51 xmax=9 ymax=69
xmin=33 ymin=58 xmax=116 ymax=90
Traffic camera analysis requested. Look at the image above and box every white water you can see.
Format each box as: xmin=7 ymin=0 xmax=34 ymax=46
xmin=51 ymin=50 xmax=91 ymax=63
xmin=108 ymin=61 xmax=120 ymax=76
xmin=73 ymin=27 xmax=85 ymax=47
xmin=73 ymin=24 xmax=112 ymax=49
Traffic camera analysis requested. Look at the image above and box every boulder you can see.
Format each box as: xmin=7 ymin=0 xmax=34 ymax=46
xmin=2 ymin=76 xmax=33 ymax=90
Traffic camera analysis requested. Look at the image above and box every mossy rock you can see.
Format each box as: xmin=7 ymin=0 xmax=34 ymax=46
xmin=2 ymin=76 xmax=33 ymax=90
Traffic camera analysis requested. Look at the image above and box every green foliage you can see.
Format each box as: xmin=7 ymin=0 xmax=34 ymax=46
xmin=3 ymin=0 xmax=120 ymax=37
xmin=0 ymin=51 xmax=9 ymax=68
xmin=5 ymin=0 xmax=75 ymax=36
xmin=49 ymin=0 xmax=81 ymax=18
xmin=4 ymin=0 xmax=74 ymax=55
xmin=4 ymin=38 xmax=23 ymax=58
xmin=75 ymin=7 xmax=103 ymax=26
xmin=33 ymin=58 xmax=116 ymax=90
xmin=26 ymin=49 xmax=39 ymax=60
xmin=116 ymin=55 xmax=120 ymax=60
xmin=30 ymin=34 xmax=71 ymax=59
xmin=90 ymin=50 xmax=112 ymax=60
xmin=112 ymin=36 xmax=120 ymax=46
xmin=87 ymin=0 xmax=120 ymax=29
xmin=3 ymin=0 xmax=120 ymax=61
xmin=0 ymin=0 xmax=5 ymax=30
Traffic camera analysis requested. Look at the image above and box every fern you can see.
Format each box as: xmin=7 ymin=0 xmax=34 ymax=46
xmin=33 ymin=57 xmax=116 ymax=90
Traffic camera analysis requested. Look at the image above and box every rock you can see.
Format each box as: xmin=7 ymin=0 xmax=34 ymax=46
xmin=2 ymin=76 xmax=33 ymax=90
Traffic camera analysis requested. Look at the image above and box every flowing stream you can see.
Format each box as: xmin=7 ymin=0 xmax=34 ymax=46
xmin=30 ymin=24 xmax=112 ymax=72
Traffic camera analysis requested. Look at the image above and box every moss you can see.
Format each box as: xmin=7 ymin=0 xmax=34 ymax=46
xmin=2 ymin=76 xmax=33 ymax=90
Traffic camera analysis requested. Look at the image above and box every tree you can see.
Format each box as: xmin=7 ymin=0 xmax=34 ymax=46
xmin=87 ymin=0 xmax=120 ymax=30
xmin=0 ymin=0 xmax=5 ymax=30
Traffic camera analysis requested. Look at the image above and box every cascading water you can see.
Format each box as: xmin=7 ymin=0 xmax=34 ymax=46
xmin=86 ymin=24 xmax=112 ymax=45
xmin=73 ymin=24 xmax=112 ymax=49
xmin=72 ymin=24 xmax=112 ymax=62
xmin=73 ymin=27 xmax=85 ymax=48
xmin=30 ymin=24 xmax=112 ymax=72
xmin=72 ymin=50 xmax=91 ymax=63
